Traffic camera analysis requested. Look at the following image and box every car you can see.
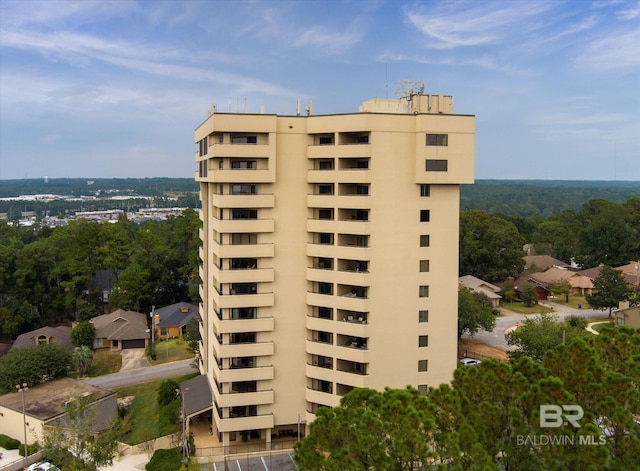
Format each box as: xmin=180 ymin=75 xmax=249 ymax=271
xmin=459 ymin=358 xmax=482 ymax=366
xmin=26 ymin=462 xmax=61 ymax=471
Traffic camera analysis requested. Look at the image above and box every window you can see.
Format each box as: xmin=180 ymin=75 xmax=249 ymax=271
xmin=420 ymin=184 xmax=430 ymax=197
xmin=231 ymin=307 xmax=257 ymax=319
xmin=318 ymin=209 xmax=333 ymax=220
xmin=420 ymin=235 xmax=430 ymax=247
xmin=319 ymin=233 xmax=333 ymax=245
xmin=318 ymin=184 xmax=334 ymax=195
xmin=231 ymin=160 xmax=256 ymax=169
xmin=232 ymin=209 xmax=258 ymax=219
xmin=316 ymin=257 xmax=333 ymax=269
xmin=231 ymin=258 xmax=257 ymax=269
xmin=356 ymin=185 xmax=369 ymax=195
xmin=231 ymin=233 xmax=257 ymax=245
xmin=318 ymin=282 xmax=333 ymax=295
xmin=426 ymin=160 xmax=448 ymax=172
xmin=199 ymin=160 xmax=207 ymax=178
xmin=198 ymin=136 xmax=208 ymax=156
xmin=232 ymin=184 xmax=257 ymax=195
xmin=357 ymin=135 xmax=369 ymax=144
xmin=318 ymin=159 xmax=334 ymax=170
xmin=160 ymin=327 xmax=168 ymax=336
xmin=426 ymin=134 xmax=448 ymax=146
xmin=418 ymin=360 xmax=428 ymax=372
xmin=420 ymin=210 xmax=430 ymax=222
xmin=419 ymin=310 xmax=429 ymax=323
xmin=419 ymin=260 xmax=430 ymax=272
xmin=417 ymin=385 xmax=428 ymax=395
xmin=319 ymin=136 xmax=334 ymax=145
xmin=419 ymin=335 xmax=429 ymax=347
xmin=231 ymin=135 xmax=257 ymax=144
xmin=419 ymin=285 xmax=429 ymax=298
xmin=318 ymin=307 xmax=332 ymax=319
xmin=231 ymin=332 xmax=256 ymax=344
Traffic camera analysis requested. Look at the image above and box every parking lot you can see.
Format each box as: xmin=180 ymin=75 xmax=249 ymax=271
xmin=207 ymin=451 xmax=297 ymax=471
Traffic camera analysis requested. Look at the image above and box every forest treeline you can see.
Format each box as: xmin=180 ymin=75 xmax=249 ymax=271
xmin=0 ymin=209 xmax=201 ymax=340
xmin=1 ymin=178 xmax=639 ymax=219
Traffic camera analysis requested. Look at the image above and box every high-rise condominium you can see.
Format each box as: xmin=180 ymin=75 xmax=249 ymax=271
xmin=194 ymin=88 xmax=475 ymax=448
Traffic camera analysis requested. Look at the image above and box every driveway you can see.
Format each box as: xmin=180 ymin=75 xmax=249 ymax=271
xmin=119 ymin=348 xmax=150 ymax=371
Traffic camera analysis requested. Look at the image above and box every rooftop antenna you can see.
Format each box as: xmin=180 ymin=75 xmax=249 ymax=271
xmin=297 ymin=98 xmax=301 ymax=116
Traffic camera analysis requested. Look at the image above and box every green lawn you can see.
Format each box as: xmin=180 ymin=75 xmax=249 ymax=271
xmin=117 ymin=373 xmax=198 ymax=445
xmin=591 ymin=319 xmax=614 ymax=333
xmin=88 ymin=350 xmax=122 ymax=376
xmin=500 ymin=302 xmax=554 ymax=315
xmin=149 ymin=338 xmax=195 ymax=365
xmin=548 ymin=295 xmax=591 ymax=310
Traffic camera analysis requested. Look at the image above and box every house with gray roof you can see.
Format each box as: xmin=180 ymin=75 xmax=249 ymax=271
xmin=153 ymin=302 xmax=200 ymax=340
xmin=91 ymin=309 xmax=150 ymax=350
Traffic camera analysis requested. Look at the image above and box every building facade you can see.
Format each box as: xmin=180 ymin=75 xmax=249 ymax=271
xmin=194 ymin=91 xmax=475 ymax=448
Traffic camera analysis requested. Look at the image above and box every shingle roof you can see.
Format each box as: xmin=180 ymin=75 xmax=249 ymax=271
xmin=458 ymin=275 xmax=502 ymax=299
xmin=10 ymin=326 xmax=72 ymax=352
xmin=523 ymin=255 xmax=569 ymax=270
xmin=155 ymin=302 xmax=200 ymax=328
xmin=91 ymin=309 xmax=150 ymax=341
xmin=179 ymin=375 xmax=212 ymax=418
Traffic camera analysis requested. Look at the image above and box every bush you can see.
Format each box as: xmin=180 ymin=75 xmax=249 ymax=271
xmin=565 ymin=314 xmax=588 ymax=329
xmin=157 ymin=379 xmax=180 ymax=406
xmin=146 ymin=447 xmax=183 ymax=471
xmin=19 ymin=442 xmax=40 ymax=456
xmin=0 ymin=434 xmax=20 ymax=449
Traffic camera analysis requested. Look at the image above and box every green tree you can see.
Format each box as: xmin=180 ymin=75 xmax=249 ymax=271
xmin=547 ymin=278 xmax=572 ymax=303
xmin=71 ymin=320 xmax=96 ymax=348
xmin=457 ymin=289 xmax=496 ymax=340
xmin=586 ymin=265 xmax=632 ymax=318
xmin=72 ymin=346 xmax=94 ymax=377
xmin=183 ymin=318 xmax=201 ymax=357
xmin=0 ymin=344 xmax=73 ymax=393
xmin=294 ymin=387 xmax=437 ymax=470
xmin=0 ymin=306 xmax=22 ymax=339
xmin=459 ymin=210 xmax=525 ymax=281
xmin=520 ymin=283 xmax=537 ymax=307
xmin=75 ymin=298 xmax=101 ymax=322
xmin=505 ymin=313 xmax=586 ymax=362
xmin=41 ymin=391 xmax=129 ymax=469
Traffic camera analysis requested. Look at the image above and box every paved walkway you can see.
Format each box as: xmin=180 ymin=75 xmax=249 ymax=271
xmin=120 ymin=348 xmax=150 ymax=371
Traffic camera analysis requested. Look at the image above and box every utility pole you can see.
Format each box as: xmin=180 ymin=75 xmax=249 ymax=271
xmin=16 ymin=383 xmax=28 ymax=468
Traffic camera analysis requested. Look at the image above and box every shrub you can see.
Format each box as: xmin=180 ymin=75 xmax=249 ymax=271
xmin=19 ymin=442 xmax=40 ymax=456
xmin=146 ymin=447 xmax=183 ymax=471
xmin=565 ymin=314 xmax=588 ymax=329
xmin=157 ymin=379 xmax=180 ymax=406
xmin=0 ymin=434 xmax=20 ymax=449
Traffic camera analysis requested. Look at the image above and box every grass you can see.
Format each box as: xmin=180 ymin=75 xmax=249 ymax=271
xmin=591 ymin=319 xmax=614 ymax=333
xmin=148 ymin=338 xmax=195 ymax=365
xmin=500 ymin=302 xmax=554 ymax=315
xmin=548 ymin=295 xmax=591 ymax=310
xmin=116 ymin=372 xmax=198 ymax=445
xmin=88 ymin=349 xmax=122 ymax=376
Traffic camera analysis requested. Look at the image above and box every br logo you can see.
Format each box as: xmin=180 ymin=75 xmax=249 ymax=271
xmin=540 ymin=405 xmax=584 ymax=428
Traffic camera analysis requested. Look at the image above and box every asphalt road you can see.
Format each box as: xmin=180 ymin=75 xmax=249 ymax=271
xmin=467 ymin=302 xmax=610 ymax=351
xmin=83 ymin=358 xmax=198 ymax=389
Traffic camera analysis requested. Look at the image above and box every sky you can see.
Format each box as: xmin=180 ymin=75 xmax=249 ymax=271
xmin=0 ymin=0 xmax=639 ymax=181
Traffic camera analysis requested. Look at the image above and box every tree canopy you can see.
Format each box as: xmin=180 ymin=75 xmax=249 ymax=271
xmin=586 ymin=265 xmax=633 ymax=317
xmin=457 ymin=289 xmax=496 ymax=340
xmin=295 ymin=327 xmax=640 ymax=470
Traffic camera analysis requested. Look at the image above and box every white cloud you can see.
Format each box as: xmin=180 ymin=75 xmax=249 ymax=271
xmin=618 ymin=1 xmax=640 ymax=19
xmin=573 ymin=26 xmax=640 ymax=70
xmin=293 ymin=25 xmax=364 ymax=52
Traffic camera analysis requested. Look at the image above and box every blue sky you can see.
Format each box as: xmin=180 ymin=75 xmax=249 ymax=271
xmin=1 ymin=0 xmax=638 ymax=181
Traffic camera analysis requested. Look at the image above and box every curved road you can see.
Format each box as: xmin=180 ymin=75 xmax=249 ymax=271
xmin=467 ymin=302 xmax=610 ymax=351
xmin=83 ymin=358 xmax=198 ymax=389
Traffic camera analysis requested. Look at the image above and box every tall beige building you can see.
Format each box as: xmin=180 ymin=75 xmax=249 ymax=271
xmin=194 ymin=89 xmax=475 ymax=448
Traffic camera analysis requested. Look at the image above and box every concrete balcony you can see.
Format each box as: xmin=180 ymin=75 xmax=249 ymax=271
xmin=212 ymin=266 xmax=275 ymax=284
xmin=305 ymin=387 xmax=340 ymax=408
xmin=307 ymin=144 xmax=371 ymax=159
xmin=205 ymin=169 xmax=275 ymax=183
xmin=214 ymin=388 xmax=274 ymax=408
xmin=336 ymin=344 xmax=370 ymax=363
xmin=332 ymin=294 xmax=370 ymax=312
xmin=306 ymin=267 xmax=336 ymax=284
xmin=213 ymin=409 xmax=274 ymax=433
xmin=215 ymin=317 xmax=274 ymax=334
xmin=307 ymin=194 xmax=371 ymax=210
xmin=209 ymin=143 xmax=271 ymax=159
xmin=213 ymin=340 xmax=274 ymax=359
xmin=213 ymin=193 xmax=275 ymax=208
xmin=305 ymin=315 xmax=333 ymax=333
xmin=305 ymin=339 xmax=335 ymax=358
xmin=214 ymin=291 xmax=274 ymax=309
xmin=334 ymin=319 xmax=368 ymax=337
xmin=212 ymin=218 xmax=275 ymax=233
xmin=307 ymin=169 xmax=371 ymax=184
xmin=212 ymin=241 xmax=274 ymax=259
xmin=305 ymin=363 xmax=336 ymax=383
xmin=213 ymin=361 xmax=274 ymax=383
xmin=331 ymin=269 xmax=370 ymax=286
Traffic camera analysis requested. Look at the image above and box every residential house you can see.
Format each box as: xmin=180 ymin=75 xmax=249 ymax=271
xmin=615 ymin=301 xmax=640 ymax=329
xmin=458 ymin=275 xmax=502 ymax=308
xmin=0 ymin=378 xmax=116 ymax=448
xmin=91 ymin=309 xmax=150 ymax=350
xmin=523 ymin=255 xmax=569 ymax=271
xmin=9 ymin=326 xmax=72 ymax=352
xmin=615 ymin=261 xmax=640 ymax=289
xmin=518 ymin=267 xmax=595 ymax=301
xmin=153 ymin=302 xmax=200 ymax=340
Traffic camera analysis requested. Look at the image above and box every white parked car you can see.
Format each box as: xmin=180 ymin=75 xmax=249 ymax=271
xmin=26 ymin=462 xmax=61 ymax=471
xmin=459 ymin=358 xmax=482 ymax=366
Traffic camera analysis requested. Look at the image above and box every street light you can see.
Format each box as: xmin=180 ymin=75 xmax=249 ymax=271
xmin=297 ymin=413 xmax=307 ymax=441
xmin=175 ymin=387 xmax=189 ymax=461
xmin=16 ymin=383 xmax=28 ymax=468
